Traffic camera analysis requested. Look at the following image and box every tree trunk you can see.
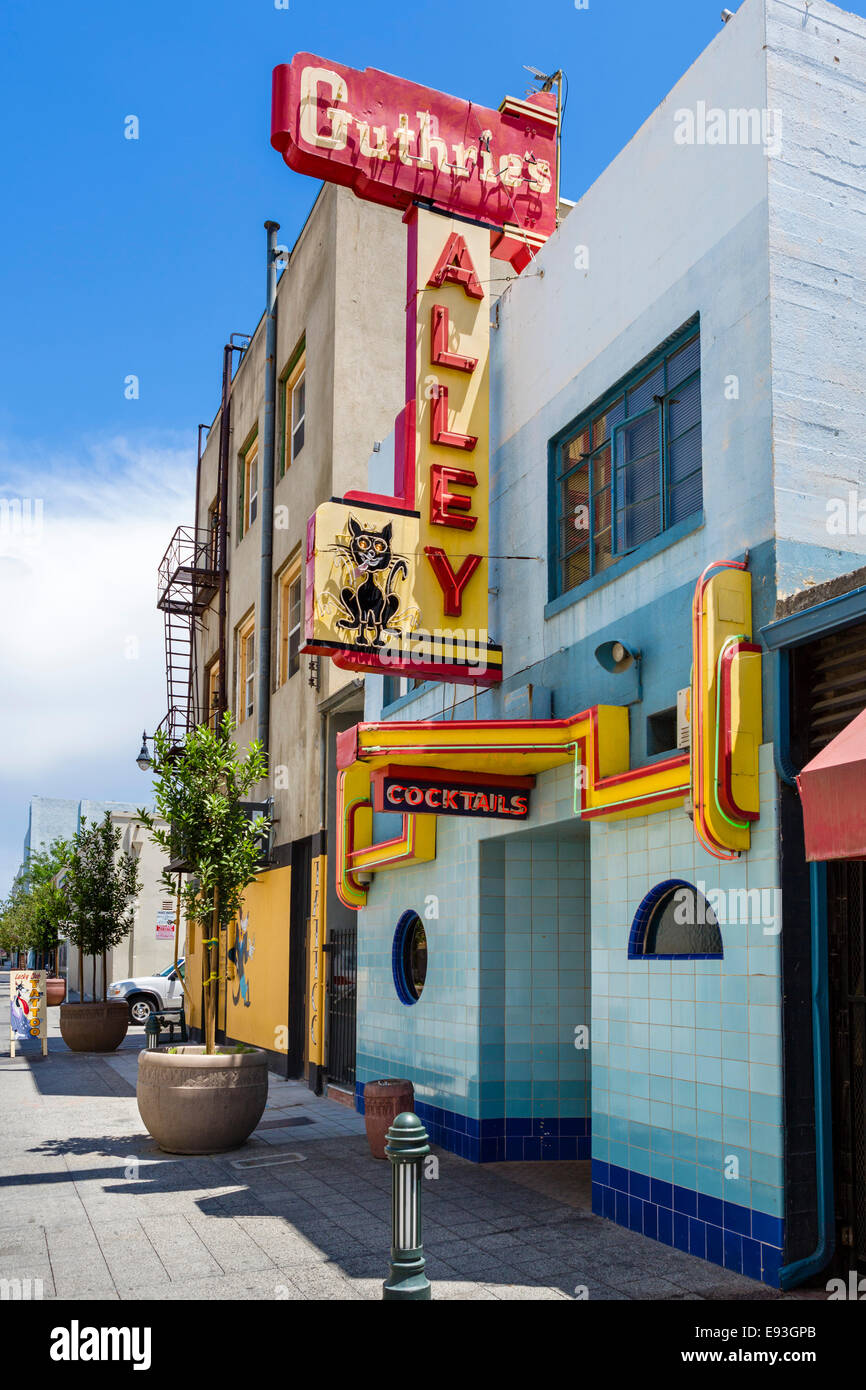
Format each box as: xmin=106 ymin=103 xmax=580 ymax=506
xmin=78 ymin=943 xmax=83 ymax=1003
xmin=205 ymin=888 xmax=219 ymax=1055
xmin=102 ymin=950 xmax=107 ymax=1003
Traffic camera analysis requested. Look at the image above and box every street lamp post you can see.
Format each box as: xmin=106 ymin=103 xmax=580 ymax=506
xmin=135 ymin=730 xmax=155 ymax=772
xmin=383 ymin=1111 xmax=432 ymax=1301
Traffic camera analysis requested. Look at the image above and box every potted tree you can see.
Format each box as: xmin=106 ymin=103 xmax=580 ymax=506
xmin=59 ymin=813 xmax=140 ymax=1053
xmin=136 ymin=714 xmax=271 ymax=1155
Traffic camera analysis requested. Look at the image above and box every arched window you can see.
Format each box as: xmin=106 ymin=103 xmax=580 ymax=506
xmin=628 ymin=879 xmax=723 ymax=960
xmin=392 ymin=910 xmax=428 ymax=1004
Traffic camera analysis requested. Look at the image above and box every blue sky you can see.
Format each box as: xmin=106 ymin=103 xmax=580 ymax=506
xmin=2 ymin=0 xmax=864 ymax=891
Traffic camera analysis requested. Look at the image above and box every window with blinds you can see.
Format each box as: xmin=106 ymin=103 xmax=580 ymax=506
xmin=553 ymin=324 xmax=701 ymax=597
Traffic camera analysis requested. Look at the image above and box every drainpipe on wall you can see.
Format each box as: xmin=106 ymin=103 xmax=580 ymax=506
xmin=773 ymin=649 xmax=835 ymax=1289
xmin=257 ymin=220 xmax=280 ymax=756
xmin=216 ymin=344 xmax=234 ymax=724
xmin=191 ymin=422 xmax=209 ymax=727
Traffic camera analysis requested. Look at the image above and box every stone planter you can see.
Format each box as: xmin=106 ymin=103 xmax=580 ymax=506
xmin=58 ymin=1000 xmax=129 ymax=1053
xmin=137 ymin=1045 xmax=268 ymax=1155
xmin=364 ymin=1078 xmax=415 ymax=1159
xmin=45 ymin=977 xmax=66 ymax=1007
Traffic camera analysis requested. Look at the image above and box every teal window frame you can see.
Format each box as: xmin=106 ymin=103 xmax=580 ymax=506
xmin=549 ymin=319 xmax=701 ymax=601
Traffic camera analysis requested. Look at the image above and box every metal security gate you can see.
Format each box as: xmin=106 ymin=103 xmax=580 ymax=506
xmin=327 ymin=926 xmax=357 ymax=1088
xmin=790 ymin=617 xmax=866 ymax=1273
xmin=828 ymin=860 xmax=866 ymax=1271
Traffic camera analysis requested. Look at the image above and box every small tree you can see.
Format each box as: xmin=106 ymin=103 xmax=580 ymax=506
xmin=138 ymin=713 xmax=269 ymax=1053
xmin=65 ymin=814 xmax=140 ymax=1003
xmin=0 ymin=840 xmax=71 ymax=971
xmin=0 ymin=886 xmax=31 ymax=964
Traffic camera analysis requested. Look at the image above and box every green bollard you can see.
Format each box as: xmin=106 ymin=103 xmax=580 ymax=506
xmin=145 ymin=1014 xmax=160 ymax=1051
xmin=382 ymin=1111 xmax=432 ymax=1301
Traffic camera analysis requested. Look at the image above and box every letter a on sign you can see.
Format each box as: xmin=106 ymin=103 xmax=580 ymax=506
xmin=427 ymin=233 xmax=484 ymax=299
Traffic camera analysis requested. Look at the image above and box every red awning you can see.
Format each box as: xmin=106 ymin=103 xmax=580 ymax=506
xmin=798 ymin=706 xmax=866 ymax=861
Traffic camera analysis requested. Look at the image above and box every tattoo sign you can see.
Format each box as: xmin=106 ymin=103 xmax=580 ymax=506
xmin=10 ymin=970 xmax=48 ymax=1057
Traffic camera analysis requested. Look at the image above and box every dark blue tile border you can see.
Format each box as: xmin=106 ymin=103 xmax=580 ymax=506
xmin=353 ymin=1084 xmax=590 ymax=1162
xmin=591 ymin=1158 xmax=784 ymax=1288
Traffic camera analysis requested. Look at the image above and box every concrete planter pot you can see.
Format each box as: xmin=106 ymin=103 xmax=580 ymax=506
xmin=58 ymin=1000 xmax=129 ymax=1052
xmin=137 ymin=1045 xmax=269 ymax=1155
xmin=45 ymin=977 xmax=66 ymax=1007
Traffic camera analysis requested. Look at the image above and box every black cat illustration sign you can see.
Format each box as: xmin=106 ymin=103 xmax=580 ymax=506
xmin=304 ymin=499 xmax=502 ymax=682
xmin=334 ymin=515 xmax=409 ymax=649
xmin=302 ymin=210 xmax=503 ymax=685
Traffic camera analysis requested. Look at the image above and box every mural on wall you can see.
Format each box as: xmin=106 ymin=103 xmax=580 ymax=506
xmin=224 ymin=866 xmax=292 ymax=1055
xmin=228 ymin=910 xmax=254 ymax=1008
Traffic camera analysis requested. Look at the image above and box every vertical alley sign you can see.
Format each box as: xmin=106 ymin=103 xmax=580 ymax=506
xmin=271 ymin=54 xmax=558 ymax=685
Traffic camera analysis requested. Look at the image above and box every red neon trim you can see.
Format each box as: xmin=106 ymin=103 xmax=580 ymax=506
xmin=597 ymin=752 xmax=690 ymax=789
xmin=304 ymin=513 xmax=317 ymax=643
xmin=347 ymin=816 xmax=412 ymax=861
xmin=719 ymin=640 xmax=761 ymax=822
xmin=580 ymin=787 xmax=687 ymax=819
xmin=331 ymin=651 xmax=502 ymax=685
xmin=691 ymin=561 xmax=748 ymax=861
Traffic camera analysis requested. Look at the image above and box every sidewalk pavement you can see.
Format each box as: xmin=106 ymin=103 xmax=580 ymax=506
xmin=0 ymin=975 xmax=805 ymax=1302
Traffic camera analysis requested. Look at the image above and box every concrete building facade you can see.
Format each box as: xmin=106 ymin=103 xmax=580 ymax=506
xmin=168 ymin=183 xmax=406 ymax=1086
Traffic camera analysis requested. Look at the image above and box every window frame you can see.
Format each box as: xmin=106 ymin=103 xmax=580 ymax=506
xmin=392 ymin=910 xmax=428 ymax=1005
xmin=207 ymin=499 xmax=220 ymax=570
xmin=550 ymin=321 xmax=701 ymax=600
xmin=627 ymin=878 xmax=723 ymax=961
xmin=236 ymin=616 xmax=256 ymax=723
xmin=244 ymin=437 xmax=259 ymax=534
xmin=279 ymin=339 xmax=306 ymax=478
xmin=206 ymin=659 xmax=220 ymax=731
xmin=277 ymin=558 xmax=303 ymax=687
xmin=237 ymin=429 xmax=259 ymax=542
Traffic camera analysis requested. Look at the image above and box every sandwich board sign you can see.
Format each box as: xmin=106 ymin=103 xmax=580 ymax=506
xmin=10 ymin=969 xmax=48 ymax=1057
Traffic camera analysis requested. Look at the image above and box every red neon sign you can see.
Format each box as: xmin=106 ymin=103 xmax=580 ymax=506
xmin=271 ymin=54 xmax=558 ymax=267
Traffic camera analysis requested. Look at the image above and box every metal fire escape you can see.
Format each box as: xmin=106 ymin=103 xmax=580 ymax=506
xmin=156 ymin=526 xmax=220 ymax=747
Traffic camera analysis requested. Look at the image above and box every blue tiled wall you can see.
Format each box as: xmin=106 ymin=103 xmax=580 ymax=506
xmin=590 ymin=743 xmax=785 ymax=1285
xmin=478 ymin=831 xmax=591 ymax=1160
xmin=591 ymin=1162 xmax=783 ymax=1285
xmin=357 ymin=766 xmax=590 ymax=1160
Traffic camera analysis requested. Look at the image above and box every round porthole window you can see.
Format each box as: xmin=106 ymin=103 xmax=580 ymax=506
xmin=392 ymin=910 xmax=428 ymax=1005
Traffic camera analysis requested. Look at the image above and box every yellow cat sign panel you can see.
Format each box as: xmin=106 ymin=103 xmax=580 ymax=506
xmin=303 ymin=208 xmax=502 ymax=685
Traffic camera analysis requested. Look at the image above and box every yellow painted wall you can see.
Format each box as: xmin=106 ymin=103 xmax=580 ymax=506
xmin=225 ymin=865 xmax=292 ymax=1055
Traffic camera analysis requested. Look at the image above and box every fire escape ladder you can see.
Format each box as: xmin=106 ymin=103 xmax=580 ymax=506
xmin=156 ymin=526 xmax=221 ymax=749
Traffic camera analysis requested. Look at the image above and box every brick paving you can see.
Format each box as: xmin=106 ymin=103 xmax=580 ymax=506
xmin=0 ymin=973 xmax=802 ymax=1301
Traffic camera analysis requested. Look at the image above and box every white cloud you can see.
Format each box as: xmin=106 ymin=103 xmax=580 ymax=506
xmin=0 ymin=434 xmax=196 ymax=845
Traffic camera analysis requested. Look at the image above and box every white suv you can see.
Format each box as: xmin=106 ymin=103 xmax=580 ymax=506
xmin=107 ymin=960 xmax=186 ymax=1025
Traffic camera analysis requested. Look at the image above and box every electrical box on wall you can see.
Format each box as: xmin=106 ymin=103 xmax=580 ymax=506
xmin=677 ymin=687 xmax=691 ymax=748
